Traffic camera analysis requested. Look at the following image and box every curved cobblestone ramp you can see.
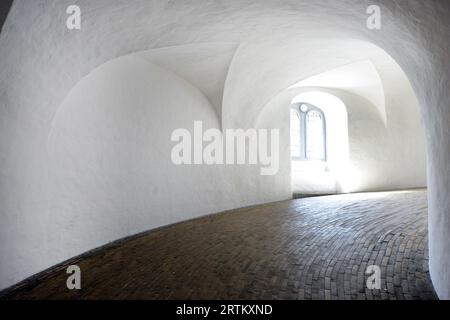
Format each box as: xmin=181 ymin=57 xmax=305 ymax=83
xmin=0 ymin=190 xmax=437 ymax=300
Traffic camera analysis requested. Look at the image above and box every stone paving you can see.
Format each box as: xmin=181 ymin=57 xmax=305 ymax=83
xmin=0 ymin=190 xmax=437 ymax=300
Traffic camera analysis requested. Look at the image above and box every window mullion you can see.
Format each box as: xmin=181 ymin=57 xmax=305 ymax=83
xmin=301 ymin=111 xmax=306 ymax=160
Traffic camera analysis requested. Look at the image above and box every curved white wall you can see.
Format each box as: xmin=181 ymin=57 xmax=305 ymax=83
xmin=290 ymin=92 xmax=350 ymax=195
xmin=1 ymin=0 xmax=449 ymax=298
xmin=47 ymin=56 xmax=230 ymax=252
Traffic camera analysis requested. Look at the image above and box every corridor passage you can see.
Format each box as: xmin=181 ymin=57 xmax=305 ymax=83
xmin=1 ymin=190 xmax=437 ymax=300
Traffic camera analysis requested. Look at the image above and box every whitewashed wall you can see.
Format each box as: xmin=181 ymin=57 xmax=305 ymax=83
xmin=0 ymin=0 xmax=449 ymax=298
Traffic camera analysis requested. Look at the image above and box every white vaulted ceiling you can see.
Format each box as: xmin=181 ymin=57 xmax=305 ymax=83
xmin=137 ymin=42 xmax=239 ymax=116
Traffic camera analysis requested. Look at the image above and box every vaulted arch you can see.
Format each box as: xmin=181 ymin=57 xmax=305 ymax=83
xmin=0 ymin=0 xmax=449 ymax=298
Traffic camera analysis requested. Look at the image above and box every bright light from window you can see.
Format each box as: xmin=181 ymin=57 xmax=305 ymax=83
xmin=305 ymin=110 xmax=325 ymax=160
xmin=290 ymin=91 xmax=351 ymax=194
xmin=290 ymin=104 xmax=326 ymax=161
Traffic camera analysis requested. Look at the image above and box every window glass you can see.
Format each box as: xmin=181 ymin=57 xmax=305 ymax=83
xmin=305 ymin=110 xmax=325 ymax=160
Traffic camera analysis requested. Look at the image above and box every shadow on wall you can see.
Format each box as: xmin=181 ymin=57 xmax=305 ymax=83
xmin=0 ymin=0 xmax=13 ymax=34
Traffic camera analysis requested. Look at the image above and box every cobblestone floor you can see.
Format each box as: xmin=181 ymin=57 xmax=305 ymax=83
xmin=1 ymin=190 xmax=437 ymax=300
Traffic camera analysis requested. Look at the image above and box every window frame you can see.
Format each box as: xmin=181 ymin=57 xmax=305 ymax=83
xmin=290 ymin=102 xmax=327 ymax=162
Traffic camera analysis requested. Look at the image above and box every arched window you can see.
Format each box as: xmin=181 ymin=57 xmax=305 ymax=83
xmin=290 ymin=103 xmax=326 ymax=161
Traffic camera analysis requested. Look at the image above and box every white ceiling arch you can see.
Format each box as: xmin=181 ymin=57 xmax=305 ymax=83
xmin=222 ymin=39 xmax=401 ymax=129
xmin=136 ymin=42 xmax=239 ymax=117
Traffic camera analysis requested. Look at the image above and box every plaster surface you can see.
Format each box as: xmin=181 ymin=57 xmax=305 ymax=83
xmin=264 ymin=56 xmax=426 ymax=195
xmin=0 ymin=0 xmax=449 ymax=298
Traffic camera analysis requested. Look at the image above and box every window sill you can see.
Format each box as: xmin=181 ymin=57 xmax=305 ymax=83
xmin=291 ymin=160 xmax=329 ymax=172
